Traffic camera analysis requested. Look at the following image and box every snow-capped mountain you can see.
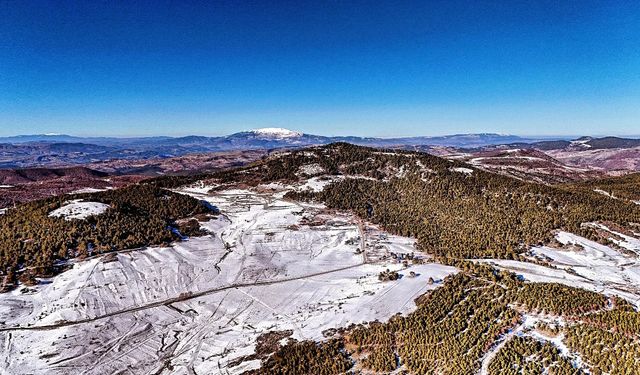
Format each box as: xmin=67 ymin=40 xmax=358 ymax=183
xmin=248 ymin=127 xmax=303 ymax=138
xmin=0 ymin=129 xmax=559 ymax=168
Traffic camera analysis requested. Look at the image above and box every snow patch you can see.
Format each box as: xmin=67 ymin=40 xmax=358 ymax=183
xmin=298 ymin=163 xmax=325 ymax=176
xmin=570 ymin=139 xmax=592 ymax=148
xmin=451 ymin=167 xmax=474 ymax=175
xmin=69 ymin=187 xmax=108 ymax=194
xmin=477 ymin=228 xmax=640 ymax=307
xmin=593 ymin=188 xmax=615 ymax=199
xmin=521 ymin=315 xmax=587 ymax=371
xmin=481 ymin=313 xmax=586 ymax=374
xmin=298 ymin=176 xmax=340 ymax=192
xmin=48 ymin=199 xmax=110 ymax=220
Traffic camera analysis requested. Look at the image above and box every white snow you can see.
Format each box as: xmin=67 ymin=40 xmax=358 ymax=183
xmin=479 ymin=320 xmax=528 ymax=375
xmin=415 ymin=159 xmax=435 ymax=174
xmin=68 ymin=187 xmax=109 ymax=194
xmin=451 ymin=167 xmax=474 ymax=175
xmin=522 ymin=315 xmax=588 ymax=371
xmin=570 ymin=139 xmax=592 ymax=148
xmin=250 ymin=127 xmax=302 ymax=138
xmin=7 ymin=175 xmax=638 ymax=374
xmin=0 ymin=185 xmax=457 ymax=375
xmin=0 ymin=185 xmax=13 ymax=188
xmin=48 ymin=199 xmax=110 ymax=220
xmin=480 ymin=313 xmax=587 ymax=374
xmin=180 ymin=181 xmax=219 ymax=195
xmin=593 ymin=188 xmax=615 ymax=199
xmin=470 ymin=155 xmax=544 ymax=163
xmin=296 ymin=176 xmax=343 ymax=193
xmin=477 ymin=228 xmax=640 ymax=307
xmin=297 ymin=163 xmax=325 ymax=176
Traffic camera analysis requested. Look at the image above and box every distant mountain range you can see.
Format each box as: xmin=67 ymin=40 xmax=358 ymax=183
xmin=0 ymin=128 xmax=637 ymax=169
xmin=0 ymin=127 xmax=540 ymax=148
xmin=467 ymin=135 xmax=640 ymax=151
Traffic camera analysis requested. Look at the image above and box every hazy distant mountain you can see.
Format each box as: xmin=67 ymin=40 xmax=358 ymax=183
xmin=474 ymin=136 xmax=640 ymax=152
xmin=456 ymin=135 xmax=640 ymax=175
xmin=1 ymin=128 xmax=635 ymax=169
xmin=0 ymin=134 xmax=172 ymax=146
xmin=0 ymin=128 xmax=538 ymax=149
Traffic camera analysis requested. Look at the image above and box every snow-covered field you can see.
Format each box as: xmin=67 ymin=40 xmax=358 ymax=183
xmin=477 ymin=227 xmax=640 ymax=307
xmin=0 ymin=183 xmax=457 ymax=375
xmin=5 ymin=172 xmax=638 ymax=374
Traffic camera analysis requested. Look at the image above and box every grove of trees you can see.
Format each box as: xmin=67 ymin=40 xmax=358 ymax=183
xmin=0 ymin=184 xmax=212 ymax=286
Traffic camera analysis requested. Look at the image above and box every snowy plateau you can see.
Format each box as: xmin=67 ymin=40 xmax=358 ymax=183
xmin=0 ymin=179 xmax=456 ymax=374
xmin=2 ymin=174 xmax=640 ymax=374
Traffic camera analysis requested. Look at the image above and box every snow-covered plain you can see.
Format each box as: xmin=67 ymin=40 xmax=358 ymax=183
xmin=0 ymin=183 xmax=457 ymax=375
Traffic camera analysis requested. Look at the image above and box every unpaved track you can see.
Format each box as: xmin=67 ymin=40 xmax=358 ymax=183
xmin=0 ymin=261 xmax=367 ymax=333
xmin=1 ymin=190 xmax=373 ymax=333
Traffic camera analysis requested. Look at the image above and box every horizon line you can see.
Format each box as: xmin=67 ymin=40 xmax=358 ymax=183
xmin=1 ymin=130 xmax=639 ymax=140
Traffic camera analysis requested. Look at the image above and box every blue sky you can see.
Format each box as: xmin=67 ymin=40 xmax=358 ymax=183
xmin=1 ymin=1 xmax=639 ymax=137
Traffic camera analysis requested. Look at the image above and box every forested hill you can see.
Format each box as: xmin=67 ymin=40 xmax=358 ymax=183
xmin=0 ymin=184 xmax=214 ymax=289
xmin=211 ymin=142 xmax=640 ymax=260
xmin=5 ymin=142 xmax=637 ymax=286
xmin=2 ymin=143 xmax=640 ymax=374
xmin=200 ymin=143 xmax=640 ymax=374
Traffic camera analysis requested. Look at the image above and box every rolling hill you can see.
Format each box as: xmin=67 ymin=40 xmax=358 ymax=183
xmin=1 ymin=143 xmax=640 ymax=374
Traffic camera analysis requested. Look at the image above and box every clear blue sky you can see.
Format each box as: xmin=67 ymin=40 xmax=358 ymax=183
xmin=1 ymin=0 xmax=639 ymax=137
